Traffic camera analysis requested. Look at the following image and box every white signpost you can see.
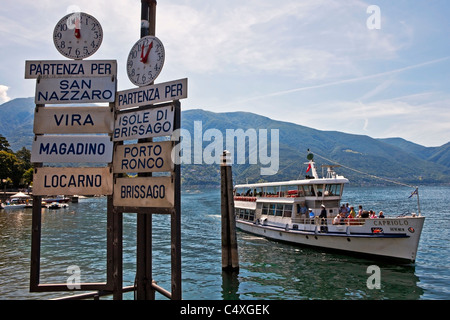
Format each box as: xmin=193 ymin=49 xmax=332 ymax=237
xmin=113 ymin=176 xmax=174 ymax=208
xmin=113 ymin=141 xmax=173 ymax=173
xmin=33 ymin=106 xmax=114 ymax=134
xmin=31 ymin=135 xmax=113 ymax=163
xmin=113 ymin=105 xmax=174 ymax=141
xmin=35 ymin=76 xmax=116 ymax=104
xmin=25 ymin=60 xmax=117 ymax=79
xmin=33 ymin=167 xmax=113 ymax=196
xmin=116 ymin=78 xmax=188 ymax=110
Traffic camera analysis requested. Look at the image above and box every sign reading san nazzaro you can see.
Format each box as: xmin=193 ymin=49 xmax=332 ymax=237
xmin=35 ymin=76 xmax=116 ymax=104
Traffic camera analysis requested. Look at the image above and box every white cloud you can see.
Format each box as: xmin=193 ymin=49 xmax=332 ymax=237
xmin=0 ymin=85 xmax=11 ymax=104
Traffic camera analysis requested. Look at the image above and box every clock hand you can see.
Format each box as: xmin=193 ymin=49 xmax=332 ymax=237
xmin=141 ymin=41 xmax=153 ymax=63
xmin=75 ymin=28 xmax=81 ymax=39
xmin=140 ymin=44 xmax=145 ymax=61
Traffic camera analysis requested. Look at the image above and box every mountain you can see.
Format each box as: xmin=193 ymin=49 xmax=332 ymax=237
xmin=1 ymin=98 xmax=450 ymax=187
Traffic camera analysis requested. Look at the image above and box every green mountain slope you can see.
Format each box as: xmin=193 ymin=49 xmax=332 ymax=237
xmin=1 ymin=98 xmax=450 ymax=187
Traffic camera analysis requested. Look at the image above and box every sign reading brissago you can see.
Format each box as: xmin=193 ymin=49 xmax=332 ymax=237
xmin=113 ymin=176 xmax=174 ymax=208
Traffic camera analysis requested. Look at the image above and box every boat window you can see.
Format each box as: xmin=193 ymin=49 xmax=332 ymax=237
xmin=244 ymin=209 xmax=250 ymax=220
xmin=262 ymin=203 xmax=269 ymax=215
xmin=284 ymin=205 xmax=293 ymax=217
xmin=304 ymin=185 xmax=314 ymax=196
xmin=248 ymin=210 xmax=255 ymax=221
xmin=276 ymin=204 xmax=283 ymax=216
xmin=269 ymin=204 xmax=276 ymax=215
xmin=324 ymin=184 xmax=341 ymax=196
xmin=316 ymin=184 xmax=324 ymax=196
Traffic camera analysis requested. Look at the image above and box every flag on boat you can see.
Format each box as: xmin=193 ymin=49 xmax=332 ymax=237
xmin=306 ymin=163 xmax=312 ymax=173
xmin=408 ymin=188 xmax=418 ymax=198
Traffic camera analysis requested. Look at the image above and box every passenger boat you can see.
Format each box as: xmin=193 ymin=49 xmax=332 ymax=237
xmin=233 ymin=152 xmax=425 ymax=263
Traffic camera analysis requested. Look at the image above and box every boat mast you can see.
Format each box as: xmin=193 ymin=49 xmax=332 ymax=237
xmin=306 ymin=150 xmax=319 ymax=179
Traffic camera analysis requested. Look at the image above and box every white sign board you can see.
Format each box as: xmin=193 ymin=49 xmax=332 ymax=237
xmin=25 ymin=60 xmax=117 ymax=79
xmin=113 ymin=176 xmax=174 ymax=208
xmin=113 ymin=141 xmax=174 ymax=173
xmin=116 ymin=78 xmax=188 ymax=110
xmin=113 ymin=105 xmax=174 ymax=141
xmin=31 ymin=135 xmax=113 ymax=163
xmin=35 ymin=76 xmax=116 ymax=104
xmin=34 ymin=106 xmax=114 ymax=134
xmin=33 ymin=167 xmax=113 ymax=196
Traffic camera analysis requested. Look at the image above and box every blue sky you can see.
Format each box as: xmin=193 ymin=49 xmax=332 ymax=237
xmin=1 ymin=0 xmax=449 ymax=147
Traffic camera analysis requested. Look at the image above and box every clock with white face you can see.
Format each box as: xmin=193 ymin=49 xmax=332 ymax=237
xmin=53 ymin=12 xmax=103 ymax=60
xmin=127 ymin=36 xmax=165 ymax=87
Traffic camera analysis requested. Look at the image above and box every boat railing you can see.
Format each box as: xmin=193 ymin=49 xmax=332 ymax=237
xmin=291 ymin=217 xmax=367 ymax=226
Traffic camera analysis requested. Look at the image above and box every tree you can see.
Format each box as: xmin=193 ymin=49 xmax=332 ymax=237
xmin=0 ymin=135 xmax=12 ymax=152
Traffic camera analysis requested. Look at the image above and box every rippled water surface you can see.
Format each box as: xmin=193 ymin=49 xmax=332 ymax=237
xmin=0 ymin=186 xmax=449 ymax=300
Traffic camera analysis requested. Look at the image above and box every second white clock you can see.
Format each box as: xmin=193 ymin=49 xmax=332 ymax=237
xmin=127 ymin=36 xmax=165 ymax=87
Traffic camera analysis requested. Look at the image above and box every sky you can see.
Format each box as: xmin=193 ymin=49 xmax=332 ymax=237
xmin=1 ymin=0 xmax=449 ymax=147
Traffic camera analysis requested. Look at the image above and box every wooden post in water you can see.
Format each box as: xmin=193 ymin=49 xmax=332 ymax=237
xmin=221 ymin=150 xmax=239 ymax=271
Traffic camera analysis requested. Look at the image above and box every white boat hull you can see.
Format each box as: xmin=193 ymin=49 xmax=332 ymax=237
xmin=236 ymin=216 xmax=425 ymax=263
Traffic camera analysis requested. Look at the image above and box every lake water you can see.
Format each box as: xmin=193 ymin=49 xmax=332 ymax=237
xmin=0 ymin=185 xmax=449 ymax=300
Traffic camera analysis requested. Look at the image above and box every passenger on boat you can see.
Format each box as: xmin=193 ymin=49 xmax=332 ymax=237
xmin=319 ymin=204 xmax=327 ymax=224
xmin=369 ymin=210 xmax=377 ymax=218
xmin=298 ymin=203 xmax=308 ymax=217
xmin=348 ymin=206 xmax=356 ymax=218
xmin=378 ymin=211 xmax=385 ymax=218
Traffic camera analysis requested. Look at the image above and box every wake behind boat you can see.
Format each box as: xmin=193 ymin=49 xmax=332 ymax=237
xmin=233 ymin=152 xmax=425 ymax=263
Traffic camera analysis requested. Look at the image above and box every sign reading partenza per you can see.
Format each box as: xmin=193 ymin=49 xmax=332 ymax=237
xmin=35 ymin=76 xmax=116 ymax=104
xmin=113 ymin=105 xmax=174 ymax=141
xmin=113 ymin=176 xmax=174 ymax=208
xmin=31 ymin=135 xmax=113 ymax=163
xmin=116 ymin=78 xmax=188 ymax=110
xmin=25 ymin=60 xmax=117 ymax=79
xmin=33 ymin=167 xmax=113 ymax=196
xmin=33 ymin=106 xmax=114 ymax=134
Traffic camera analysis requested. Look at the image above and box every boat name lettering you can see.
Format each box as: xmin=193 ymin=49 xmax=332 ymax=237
xmin=373 ymin=219 xmax=409 ymax=226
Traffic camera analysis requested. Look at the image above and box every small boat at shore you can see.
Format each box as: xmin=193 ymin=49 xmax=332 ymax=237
xmin=45 ymin=202 xmax=69 ymax=209
xmin=1 ymin=192 xmax=32 ymax=210
xmin=42 ymin=195 xmax=71 ymax=204
xmin=234 ymin=152 xmax=425 ymax=263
